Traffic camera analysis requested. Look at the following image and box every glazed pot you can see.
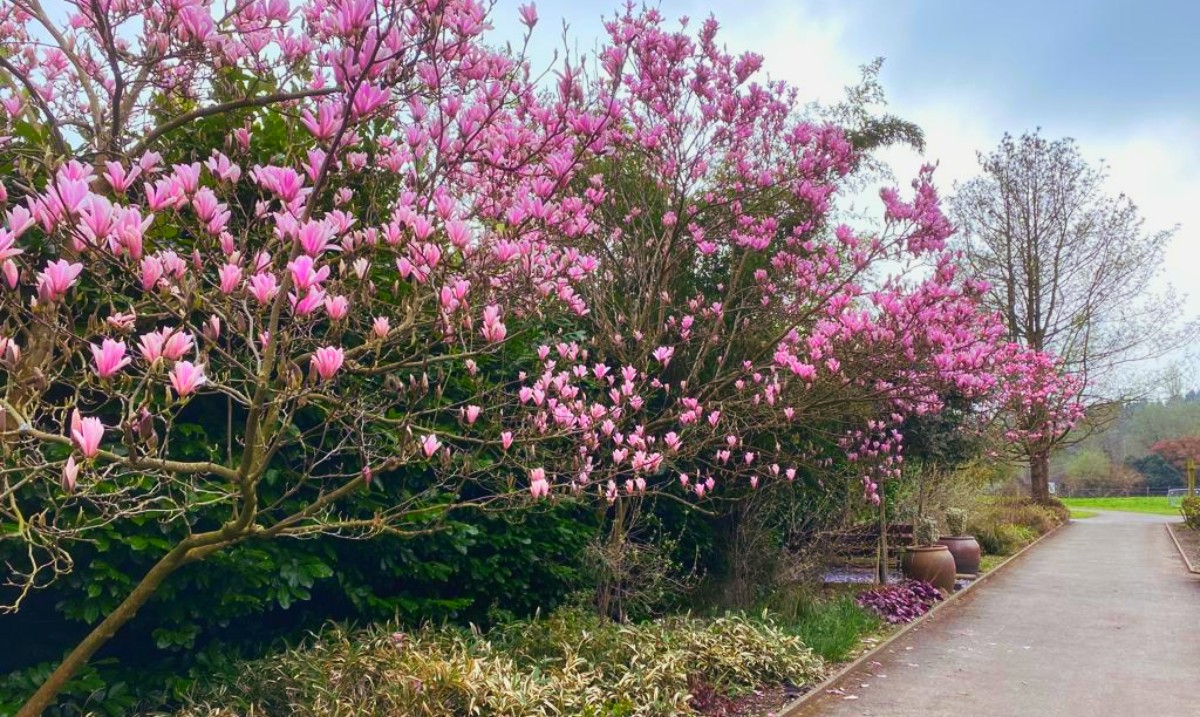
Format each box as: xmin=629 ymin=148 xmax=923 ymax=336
xmin=938 ymin=535 xmax=982 ymax=575
xmin=901 ymin=545 xmax=957 ymax=594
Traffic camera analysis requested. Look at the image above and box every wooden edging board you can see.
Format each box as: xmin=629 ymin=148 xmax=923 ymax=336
xmin=777 ymin=519 xmax=1070 ymax=717
xmin=1165 ymin=522 xmax=1200 ymax=575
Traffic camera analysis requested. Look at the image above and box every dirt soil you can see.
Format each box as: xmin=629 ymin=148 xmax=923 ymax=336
xmin=1169 ymin=521 xmax=1200 ymax=570
xmin=695 ymin=684 xmax=801 ymax=717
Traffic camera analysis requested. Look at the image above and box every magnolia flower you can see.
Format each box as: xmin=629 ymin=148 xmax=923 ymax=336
xmin=324 ymin=295 xmax=349 ymax=320
xmin=501 ymin=431 xmax=514 ymax=450
xmin=420 ymin=434 xmax=442 ymax=458
xmin=36 ymin=260 xmax=83 ymax=302
xmin=62 ymin=456 xmax=80 ymax=492
xmin=529 ymin=467 xmax=550 ymax=498
xmin=289 ymin=286 xmax=326 ymax=315
xmin=90 ymin=338 xmax=130 ymax=378
xmin=106 ymin=311 xmax=136 ymax=331
xmin=518 ymin=2 xmax=538 ymax=28
xmin=311 ymin=346 xmax=344 ymax=381
xmin=372 ymin=316 xmax=390 ymax=338
xmin=169 ymin=361 xmax=206 ymax=397
xmin=0 ymin=336 xmax=18 ymax=367
xmin=2 ymin=259 xmax=18 ymax=288
xmin=463 ymin=405 xmax=481 ymax=425
xmin=480 ymin=305 xmax=507 ymax=343
xmin=70 ymin=409 xmax=103 ymax=459
xmin=218 ymin=263 xmax=242 ymax=294
xmin=287 ymin=255 xmax=329 ymax=290
xmin=247 ymin=273 xmax=279 ymax=303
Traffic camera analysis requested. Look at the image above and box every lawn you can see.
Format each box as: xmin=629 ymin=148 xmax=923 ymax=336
xmin=1068 ymin=508 xmax=1099 ymax=519
xmin=1060 ymin=496 xmax=1179 ymax=516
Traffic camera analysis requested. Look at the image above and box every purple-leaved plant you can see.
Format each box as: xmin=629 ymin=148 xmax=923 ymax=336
xmin=856 ymin=580 xmax=944 ymax=624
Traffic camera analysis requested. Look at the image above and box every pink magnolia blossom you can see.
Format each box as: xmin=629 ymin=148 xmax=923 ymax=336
xmin=140 ymin=256 xmax=164 ymax=291
xmin=106 ymin=311 xmax=136 ymax=331
xmin=420 ymin=434 xmax=442 ymax=458
xmin=169 ymin=361 xmax=206 ymax=397
xmin=287 ymin=255 xmax=329 ymax=290
xmin=529 ymin=467 xmax=550 ymax=498
xmin=296 ymin=220 xmax=336 ymax=256
xmin=2 ymin=259 xmax=18 ymax=288
xmin=372 ymin=316 xmax=390 ymax=338
xmin=218 ymin=263 xmax=242 ymax=294
xmin=289 ymin=287 xmax=326 ymax=315
xmin=324 ymin=295 xmax=350 ymax=320
xmin=69 ymin=409 xmax=104 ymax=459
xmin=61 ymin=456 xmax=80 ymax=492
xmin=311 ymin=346 xmax=345 ymax=381
xmin=36 ymin=260 xmax=83 ymax=302
xmin=138 ymin=328 xmax=193 ymax=363
xmin=480 ymin=305 xmax=507 ymax=343
xmin=518 ymin=4 xmax=538 ymax=29
xmin=90 ymin=339 xmax=131 ymax=378
xmin=0 ymin=229 xmax=23 ymax=264
xmin=163 ymin=330 xmax=194 ymax=361
xmin=248 ymin=273 xmax=279 ymax=303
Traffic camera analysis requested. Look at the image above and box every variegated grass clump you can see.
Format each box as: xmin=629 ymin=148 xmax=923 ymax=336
xmin=176 ymin=610 xmax=822 ymax=717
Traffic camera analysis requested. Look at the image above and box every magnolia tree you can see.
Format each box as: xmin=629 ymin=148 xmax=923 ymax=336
xmin=990 ymin=346 xmax=1086 ymax=493
xmin=520 ymin=8 xmax=1022 ymax=513
xmin=0 ymin=0 xmax=623 ymax=712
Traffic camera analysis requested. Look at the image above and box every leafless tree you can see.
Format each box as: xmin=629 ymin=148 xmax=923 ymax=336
xmin=952 ymin=131 xmax=1192 ymax=500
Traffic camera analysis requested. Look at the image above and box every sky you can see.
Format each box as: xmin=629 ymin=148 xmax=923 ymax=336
xmin=491 ymin=0 xmax=1200 ymax=374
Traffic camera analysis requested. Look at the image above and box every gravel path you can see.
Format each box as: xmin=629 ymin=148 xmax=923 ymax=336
xmin=791 ymin=510 xmax=1200 ymax=717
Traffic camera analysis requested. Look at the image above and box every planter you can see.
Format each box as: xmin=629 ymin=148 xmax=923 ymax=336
xmin=901 ymin=545 xmax=957 ymax=594
xmin=938 ymin=535 xmax=982 ymax=575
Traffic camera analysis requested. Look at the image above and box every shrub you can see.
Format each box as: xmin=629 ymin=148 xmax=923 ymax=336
xmin=856 ymin=581 xmax=942 ymax=624
xmin=974 ymin=523 xmax=1037 ymax=556
xmin=1181 ymin=497 xmax=1200 ymax=530
xmin=914 ymin=517 xmax=940 ymax=546
xmin=967 ymin=497 xmax=1066 ymax=556
xmin=944 ymin=508 xmax=968 ymax=536
xmin=176 ymin=610 xmax=823 ymax=717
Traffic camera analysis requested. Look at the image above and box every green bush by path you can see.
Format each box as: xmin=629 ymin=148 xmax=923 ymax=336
xmin=1180 ymin=497 xmax=1200 ymax=529
xmin=174 ymin=610 xmax=823 ymax=717
xmin=1060 ymin=497 xmax=1179 ymax=516
xmin=967 ymin=497 xmax=1068 ymax=556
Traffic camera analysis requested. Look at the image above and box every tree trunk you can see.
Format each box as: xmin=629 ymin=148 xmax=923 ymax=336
xmin=876 ymin=489 xmax=889 ymax=585
xmin=16 ymin=542 xmax=201 ymax=716
xmin=1030 ymin=450 xmax=1051 ymax=502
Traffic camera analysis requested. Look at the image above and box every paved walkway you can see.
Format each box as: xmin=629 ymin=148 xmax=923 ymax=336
xmin=794 ymin=511 xmax=1200 ymax=717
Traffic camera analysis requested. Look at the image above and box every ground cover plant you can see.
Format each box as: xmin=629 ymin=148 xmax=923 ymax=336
xmin=855 ymin=581 xmax=942 ymax=624
xmin=172 ymin=609 xmax=823 ymax=717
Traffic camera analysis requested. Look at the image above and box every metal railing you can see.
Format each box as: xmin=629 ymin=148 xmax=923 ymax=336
xmin=1056 ymin=486 xmax=1179 ymax=498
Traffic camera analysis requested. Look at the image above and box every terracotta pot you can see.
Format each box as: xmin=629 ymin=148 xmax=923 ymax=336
xmin=938 ymin=535 xmax=982 ymax=575
xmin=901 ymin=545 xmax=957 ymax=594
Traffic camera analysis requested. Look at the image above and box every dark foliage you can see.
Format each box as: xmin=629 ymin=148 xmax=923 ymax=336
xmin=856 ymin=580 xmax=942 ymax=624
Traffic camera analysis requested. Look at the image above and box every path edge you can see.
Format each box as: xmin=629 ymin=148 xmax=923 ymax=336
xmin=777 ymin=519 xmax=1070 ymax=717
xmin=1165 ymin=522 xmax=1200 ymax=575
